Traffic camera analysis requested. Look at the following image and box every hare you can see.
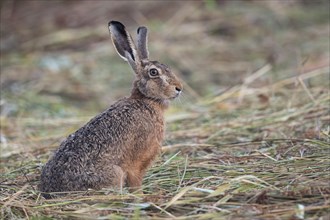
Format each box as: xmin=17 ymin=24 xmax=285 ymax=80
xmin=39 ymin=21 xmax=182 ymax=198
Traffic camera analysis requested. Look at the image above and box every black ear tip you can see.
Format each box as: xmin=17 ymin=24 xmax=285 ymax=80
xmin=109 ymin=20 xmax=124 ymax=28
xmin=137 ymin=26 xmax=147 ymax=34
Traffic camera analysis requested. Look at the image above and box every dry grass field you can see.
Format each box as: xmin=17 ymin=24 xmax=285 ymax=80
xmin=1 ymin=1 xmax=329 ymax=219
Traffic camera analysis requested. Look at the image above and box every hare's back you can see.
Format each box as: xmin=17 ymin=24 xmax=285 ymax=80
xmin=59 ymin=98 xmax=163 ymax=154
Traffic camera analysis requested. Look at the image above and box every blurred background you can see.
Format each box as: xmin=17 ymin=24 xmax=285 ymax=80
xmin=1 ymin=0 xmax=329 ymax=118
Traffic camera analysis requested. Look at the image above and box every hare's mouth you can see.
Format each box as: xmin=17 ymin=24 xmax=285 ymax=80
xmin=169 ymin=92 xmax=181 ymax=100
xmin=174 ymin=89 xmax=182 ymax=98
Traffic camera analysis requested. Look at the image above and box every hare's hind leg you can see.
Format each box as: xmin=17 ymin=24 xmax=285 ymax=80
xmin=112 ymin=165 xmax=126 ymax=193
xmin=96 ymin=164 xmax=126 ymax=193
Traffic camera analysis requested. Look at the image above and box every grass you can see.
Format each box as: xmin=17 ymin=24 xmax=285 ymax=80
xmin=1 ymin=1 xmax=329 ymax=219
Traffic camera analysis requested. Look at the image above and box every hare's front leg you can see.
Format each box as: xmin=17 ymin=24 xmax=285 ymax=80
xmin=126 ymin=170 xmax=145 ymax=193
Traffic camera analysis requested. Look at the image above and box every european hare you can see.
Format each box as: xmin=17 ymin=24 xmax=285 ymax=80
xmin=39 ymin=21 xmax=182 ymax=197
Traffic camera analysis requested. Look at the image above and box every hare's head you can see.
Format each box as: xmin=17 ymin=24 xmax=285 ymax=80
xmin=109 ymin=21 xmax=182 ymax=102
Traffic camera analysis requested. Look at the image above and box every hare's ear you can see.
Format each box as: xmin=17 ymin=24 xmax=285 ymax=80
xmin=109 ymin=21 xmax=139 ymax=72
xmin=137 ymin=26 xmax=149 ymax=60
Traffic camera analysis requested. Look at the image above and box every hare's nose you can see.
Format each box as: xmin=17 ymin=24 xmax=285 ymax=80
xmin=175 ymin=87 xmax=182 ymax=93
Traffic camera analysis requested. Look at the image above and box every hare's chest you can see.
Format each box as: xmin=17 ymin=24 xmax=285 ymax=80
xmin=133 ymin=113 xmax=164 ymax=151
xmin=141 ymin=114 xmax=164 ymax=146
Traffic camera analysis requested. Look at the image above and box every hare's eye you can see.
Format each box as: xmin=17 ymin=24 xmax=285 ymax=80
xmin=149 ymin=68 xmax=159 ymax=77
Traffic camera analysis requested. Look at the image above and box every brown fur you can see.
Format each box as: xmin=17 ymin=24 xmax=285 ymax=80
xmin=39 ymin=21 xmax=182 ymax=198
